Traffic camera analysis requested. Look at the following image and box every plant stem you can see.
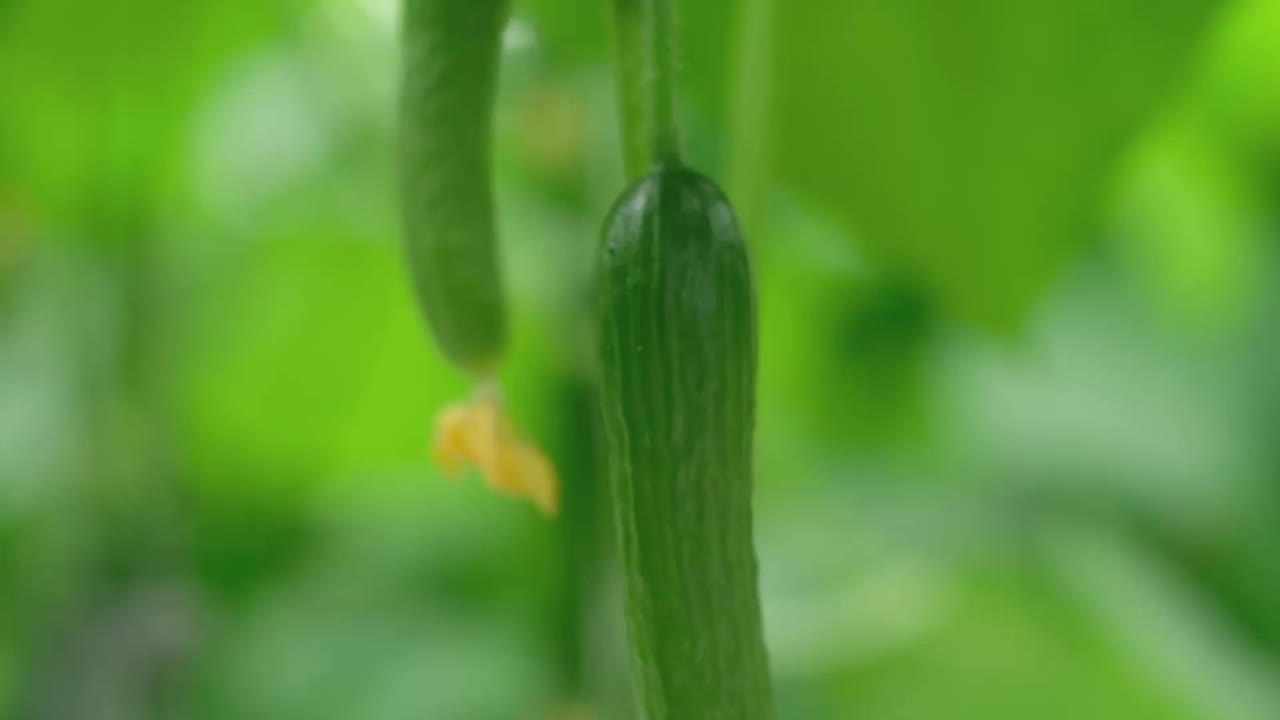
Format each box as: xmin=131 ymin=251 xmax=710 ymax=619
xmin=612 ymin=0 xmax=683 ymax=178
xmin=613 ymin=0 xmax=647 ymax=179
xmin=728 ymin=0 xmax=775 ymax=237
xmin=647 ymin=0 xmax=681 ymax=165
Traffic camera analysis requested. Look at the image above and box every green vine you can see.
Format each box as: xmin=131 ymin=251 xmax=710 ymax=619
xmin=612 ymin=0 xmax=683 ymax=178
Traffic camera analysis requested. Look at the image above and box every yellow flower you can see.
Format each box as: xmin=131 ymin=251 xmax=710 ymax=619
xmin=433 ymin=388 xmax=559 ymax=516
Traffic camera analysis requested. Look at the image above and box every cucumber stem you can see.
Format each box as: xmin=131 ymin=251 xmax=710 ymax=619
xmin=613 ymin=0 xmax=647 ymax=179
xmin=612 ymin=0 xmax=683 ymax=178
xmin=647 ymin=0 xmax=681 ymax=165
xmin=728 ymin=0 xmax=775 ymax=236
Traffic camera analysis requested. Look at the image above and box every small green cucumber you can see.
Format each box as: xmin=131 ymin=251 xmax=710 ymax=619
xmin=597 ymin=164 xmax=775 ymax=719
xmin=399 ymin=0 xmax=509 ymax=374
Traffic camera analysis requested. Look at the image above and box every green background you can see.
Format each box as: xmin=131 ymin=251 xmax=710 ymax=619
xmin=2 ymin=0 xmax=1279 ymax=717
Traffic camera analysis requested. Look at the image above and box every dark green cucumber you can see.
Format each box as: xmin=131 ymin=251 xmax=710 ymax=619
xmin=399 ymin=0 xmax=509 ymax=374
xmin=597 ymin=165 xmax=775 ymax=719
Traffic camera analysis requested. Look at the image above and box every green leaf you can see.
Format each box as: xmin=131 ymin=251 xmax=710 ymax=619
xmin=771 ymin=0 xmax=1220 ymax=329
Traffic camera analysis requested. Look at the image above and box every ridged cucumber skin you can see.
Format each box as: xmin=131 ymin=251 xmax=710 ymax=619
xmin=399 ymin=0 xmax=509 ymax=374
xmin=597 ymin=166 xmax=775 ymax=719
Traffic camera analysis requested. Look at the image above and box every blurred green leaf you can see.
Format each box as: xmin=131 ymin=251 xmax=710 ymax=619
xmin=772 ymin=0 xmax=1220 ymax=329
xmin=518 ymin=0 xmax=611 ymax=67
xmin=1109 ymin=0 xmax=1280 ymax=333
xmin=1052 ymin=526 xmax=1280 ymax=720
xmin=179 ymin=230 xmax=455 ymax=497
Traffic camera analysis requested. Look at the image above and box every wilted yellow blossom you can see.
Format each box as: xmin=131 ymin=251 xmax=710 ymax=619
xmin=433 ymin=389 xmax=559 ymax=516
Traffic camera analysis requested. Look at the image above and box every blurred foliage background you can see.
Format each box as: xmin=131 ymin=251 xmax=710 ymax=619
xmin=2 ymin=0 xmax=1279 ymax=718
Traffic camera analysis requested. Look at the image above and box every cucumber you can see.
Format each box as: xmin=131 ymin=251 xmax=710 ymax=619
xmin=399 ymin=0 xmax=510 ymax=374
xmin=596 ymin=164 xmax=775 ymax=719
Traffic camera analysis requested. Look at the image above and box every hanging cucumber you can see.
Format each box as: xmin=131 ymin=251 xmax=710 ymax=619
xmin=400 ymin=0 xmax=557 ymax=515
xmin=596 ymin=164 xmax=775 ymax=718
xmin=399 ymin=0 xmax=510 ymax=375
xmin=601 ymin=0 xmax=775 ymax=712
